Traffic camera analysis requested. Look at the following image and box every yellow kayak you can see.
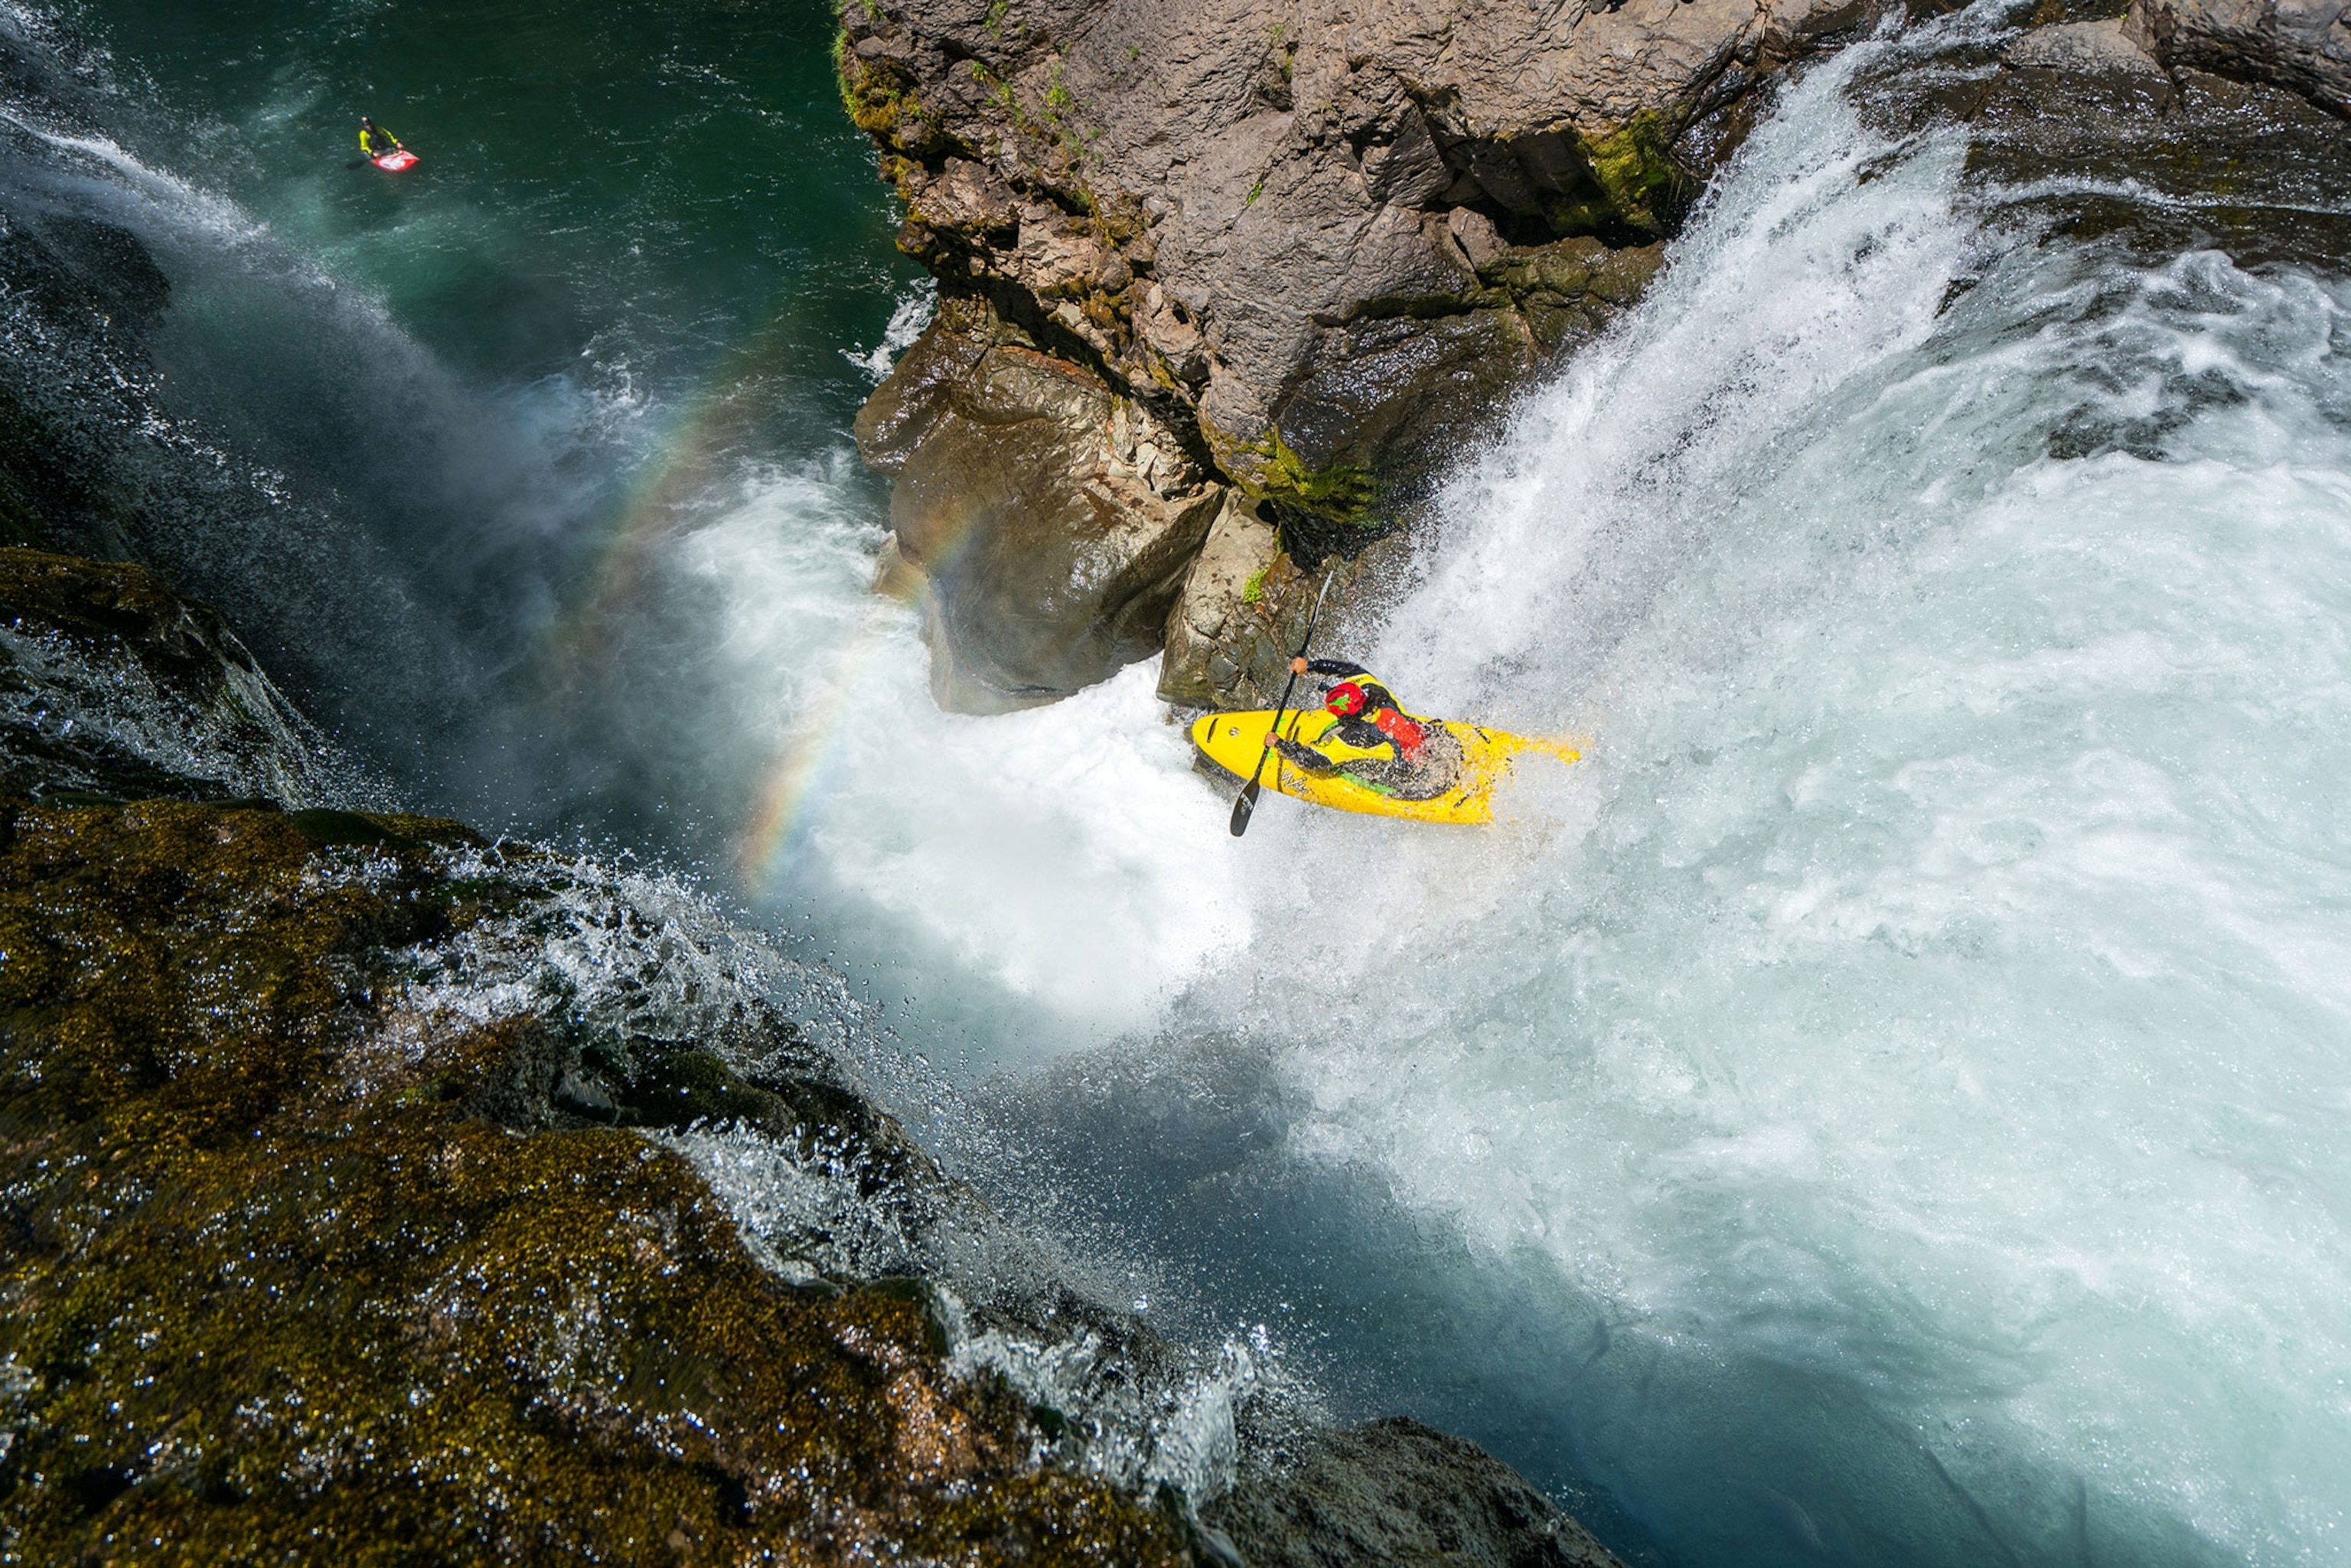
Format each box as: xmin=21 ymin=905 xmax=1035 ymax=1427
xmin=1189 ymin=707 xmax=1580 ymax=825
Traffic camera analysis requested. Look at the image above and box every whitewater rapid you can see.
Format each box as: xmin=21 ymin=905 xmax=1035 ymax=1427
xmin=1218 ymin=37 xmax=2349 ymax=1568
xmin=721 ymin=24 xmax=2351 ymax=1565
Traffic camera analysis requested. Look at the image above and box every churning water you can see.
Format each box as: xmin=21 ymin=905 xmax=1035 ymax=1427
xmin=9 ymin=0 xmax=2351 ymax=1561
xmin=1176 ymin=28 xmax=2351 ymax=1566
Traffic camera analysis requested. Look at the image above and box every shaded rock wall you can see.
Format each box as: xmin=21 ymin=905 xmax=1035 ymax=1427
xmin=857 ymin=302 xmax=1224 ymax=710
xmin=840 ymin=0 xmax=1862 ymax=708
xmin=0 ymin=202 xmax=170 ymax=565
xmin=1203 ymin=1418 xmax=1623 ymax=1568
xmin=0 ymin=549 xmax=354 ymax=807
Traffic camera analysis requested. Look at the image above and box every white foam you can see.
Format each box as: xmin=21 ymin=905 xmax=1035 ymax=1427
xmin=678 ymin=463 xmax=1250 ymax=1045
xmin=845 ymin=284 xmax=937 ymax=381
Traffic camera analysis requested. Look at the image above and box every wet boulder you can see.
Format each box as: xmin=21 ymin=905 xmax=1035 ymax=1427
xmin=1929 ymin=5 xmax=2351 ymax=272
xmin=1203 ymin=1416 xmax=1626 ymax=1568
xmin=1158 ymin=504 xmax=1379 ymax=713
xmin=0 ymin=547 xmax=351 ymax=806
xmin=2128 ymin=0 xmax=2351 ymax=116
xmin=857 ymin=318 xmax=1224 ymax=711
xmin=1159 ymin=491 xmax=1286 ymax=709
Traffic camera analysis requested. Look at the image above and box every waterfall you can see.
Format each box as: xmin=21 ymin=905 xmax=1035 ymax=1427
xmin=1162 ymin=22 xmax=2351 ymax=1565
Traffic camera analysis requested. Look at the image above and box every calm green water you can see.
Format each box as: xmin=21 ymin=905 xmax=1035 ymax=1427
xmin=88 ymin=0 xmax=905 ymax=391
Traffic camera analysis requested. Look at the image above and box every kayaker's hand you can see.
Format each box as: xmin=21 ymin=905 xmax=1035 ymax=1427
xmin=1290 ymin=656 xmax=1308 ymax=675
xmin=1265 ymin=732 xmax=1282 ymax=749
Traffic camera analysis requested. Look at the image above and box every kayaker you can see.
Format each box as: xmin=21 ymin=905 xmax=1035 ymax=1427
xmin=1266 ymin=658 xmax=1464 ymax=799
xmin=358 ymin=118 xmax=404 ymax=161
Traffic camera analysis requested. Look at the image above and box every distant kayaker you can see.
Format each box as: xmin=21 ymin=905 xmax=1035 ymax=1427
xmin=358 ymin=117 xmax=404 ymax=161
xmin=1266 ymin=658 xmax=1463 ymax=800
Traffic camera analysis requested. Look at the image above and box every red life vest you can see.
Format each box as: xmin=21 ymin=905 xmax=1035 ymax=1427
xmin=1373 ymin=707 xmax=1425 ymax=760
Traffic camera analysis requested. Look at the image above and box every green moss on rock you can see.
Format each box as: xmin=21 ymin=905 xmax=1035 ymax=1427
xmin=1577 ymin=112 xmax=1695 ymax=236
xmin=1203 ymin=419 xmax=1378 ymax=531
xmin=836 ymin=34 xmax=938 ymax=158
xmin=0 ymin=798 xmax=1190 ymax=1564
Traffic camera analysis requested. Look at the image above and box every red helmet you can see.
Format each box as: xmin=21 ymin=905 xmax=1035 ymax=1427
xmin=1325 ymin=681 xmax=1367 ymax=717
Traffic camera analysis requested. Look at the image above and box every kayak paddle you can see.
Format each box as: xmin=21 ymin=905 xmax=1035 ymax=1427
xmin=1230 ymin=570 xmax=1335 ymax=838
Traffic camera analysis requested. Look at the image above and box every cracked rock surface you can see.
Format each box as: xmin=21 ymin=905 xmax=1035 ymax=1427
xmin=840 ymin=0 xmax=1866 ymax=706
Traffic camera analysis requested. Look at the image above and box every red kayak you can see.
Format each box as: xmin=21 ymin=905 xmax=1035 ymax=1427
xmin=373 ymin=149 xmax=419 ymax=171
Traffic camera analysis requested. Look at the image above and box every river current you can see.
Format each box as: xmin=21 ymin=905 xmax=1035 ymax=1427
xmin=7 ymin=1 xmax=2349 ymax=1563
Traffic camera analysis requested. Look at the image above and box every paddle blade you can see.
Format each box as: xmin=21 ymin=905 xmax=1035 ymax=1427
xmin=1228 ymin=780 xmax=1260 ymax=836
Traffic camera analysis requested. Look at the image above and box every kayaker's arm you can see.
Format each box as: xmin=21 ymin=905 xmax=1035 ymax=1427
xmin=1269 ymin=735 xmax=1342 ymax=775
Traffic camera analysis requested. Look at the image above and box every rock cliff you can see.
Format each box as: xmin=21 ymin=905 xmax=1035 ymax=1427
xmin=841 ymin=0 xmax=2351 ymax=711
xmin=840 ymin=0 xmax=1869 ymax=708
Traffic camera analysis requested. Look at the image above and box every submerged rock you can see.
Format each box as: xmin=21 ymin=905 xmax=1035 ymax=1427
xmin=1878 ymin=0 xmax=2351 ymax=274
xmin=838 ymin=0 xmax=1860 ymax=707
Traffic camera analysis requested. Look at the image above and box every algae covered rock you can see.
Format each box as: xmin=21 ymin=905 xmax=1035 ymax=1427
xmin=0 ymin=797 xmax=1192 ymax=1564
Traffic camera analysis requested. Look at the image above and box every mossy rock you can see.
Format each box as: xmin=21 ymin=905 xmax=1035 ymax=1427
xmin=1577 ymin=112 xmax=1697 ymax=237
xmin=0 ymin=798 xmax=1190 ymax=1564
xmin=836 ymin=31 xmax=946 ymax=160
xmin=1202 ymin=417 xmax=1378 ymax=532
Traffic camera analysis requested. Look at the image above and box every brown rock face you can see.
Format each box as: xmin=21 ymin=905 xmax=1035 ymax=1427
xmin=840 ymin=0 xmax=1860 ymax=707
xmin=1156 ymin=504 xmax=1381 ymax=711
xmin=2128 ymin=0 xmax=2351 ymax=115
xmin=856 ymin=312 xmax=1224 ymax=708
xmin=1158 ymin=491 xmax=1285 ymax=709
